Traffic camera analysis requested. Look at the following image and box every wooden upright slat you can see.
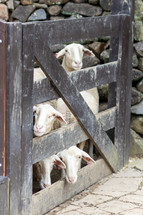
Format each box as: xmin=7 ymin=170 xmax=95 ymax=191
xmin=33 ymin=62 xmax=117 ymax=105
xmin=34 ymin=15 xmax=120 ymax=45
xmin=0 ymin=21 xmax=6 ymax=176
xmin=21 ymin=24 xmax=34 ymax=215
xmin=34 ymin=34 xmax=119 ymax=172
xmin=0 ymin=177 xmax=9 ymax=215
xmin=115 ymin=15 xmax=132 ymax=168
xmin=6 ymin=22 xmax=22 ymax=215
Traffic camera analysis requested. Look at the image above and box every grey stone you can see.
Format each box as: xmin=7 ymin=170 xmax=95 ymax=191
xmin=33 ymin=3 xmax=47 ymax=9
xmin=0 ymin=4 xmax=9 ymax=21
xmin=100 ymin=49 xmax=109 ymax=63
xmin=132 ymin=69 xmax=143 ymax=82
xmin=73 ymin=0 xmax=87 ymax=3
xmin=138 ymin=57 xmax=143 ymax=71
xmin=134 ymin=0 xmax=143 ymax=21
xmin=134 ymin=41 xmax=143 ymax=57
xmin=28 ymin=9 xmax=47 ymax=21
xmin=99 ymin=0 xmax=111 ymax=11
xmin=62 ymin=2 xmax=102 ymax=17
xmin=12 ymin=5 xmax=36 ymax=21
xmin=14 ymin=1 xmax=20 ymax=8
xmin=137 ymin=78 xmax=143 ymax=93
xmin=50 ymin=15 xmax=64 ymax=20
xmin=132 ymin=51 xmax=138 ymax=68
xmin=46 ymin=0 xmax=69 ymax=5
xmin=131 ymin=87 xmax=143 ymax=106
xmin=88 ymin=0 xmax=99 ymax=5
xmin=68 ymin=14 xmax=83 ymax=19
xmin=131 ymin=100 xmax=143 ymax=115
xmin=131 ymin=115 xmax=143 ymax=135
xmin=98 ymin=84 xmax=108 ymax=102
xmin=88 ymin=41 xmax=106 ymax=58
xmin=82 ymin=55 xmax=100 ymax=69
xmin=48 ymin=5 xmax=61 ymax=16
xmin=130 ymin=129 xmax=143 ymax=157
xmin=134 ymin=21 xmax=143 ymax=42
xmin=6 ymin=0 xmax=14 ymax=9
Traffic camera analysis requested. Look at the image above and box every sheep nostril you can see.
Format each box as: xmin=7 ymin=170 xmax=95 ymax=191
xmin=69 ymin=177 xmax=75 ymax=183
xmin=43 ymin=183 xmax=48 ymax=188
xmin=36 ymin=125 xmax=43 ymax=130
xmin=75 ymin=61 xmax=81 ymax=66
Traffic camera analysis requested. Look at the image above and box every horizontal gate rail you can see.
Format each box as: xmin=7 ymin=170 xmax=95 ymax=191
xmin=32 ymin=159 xmax=112 ymax=215
xmin=32 ymin=15 xmax=121 ymax=46
xmin=33 ymin=61 xmax=118 ymax=104
xmin=32 ymin=107 xmax=116 ymax=164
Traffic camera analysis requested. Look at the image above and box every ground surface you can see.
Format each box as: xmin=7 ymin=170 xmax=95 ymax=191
xmin=46 ymin=157 xmax=143 ymax=215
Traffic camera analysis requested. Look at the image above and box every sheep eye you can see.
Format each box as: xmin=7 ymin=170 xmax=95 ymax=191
xmin=53 ymin=114 xmax=56 ymax=117
xmin=77 ymin=155 xmax=81 ymax=159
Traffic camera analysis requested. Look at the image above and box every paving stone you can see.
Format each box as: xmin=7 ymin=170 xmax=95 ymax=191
xmin=97 ymin=200 xmax=136 ymax=213
xmin=128 ymin=159 xmax=143 ymax=171
xmin=113 ymin=167 xmax=143 ymax=178
xmin=119 ymin=194 xmax=143 ymax=205
xmin=135 ymin=187 xmax=143 ymax=196
xmin=77 ymin=206 xmax=111 ymax=215
xmin=72 ymin=194 xmax=112 ymax=207
xmin=92 ymin=178 xmax=142 ymax=197
xmin=119 ymin=208 xmax=143 ymax=215
xmin=56 ymin=205 xmax=81 ymax=215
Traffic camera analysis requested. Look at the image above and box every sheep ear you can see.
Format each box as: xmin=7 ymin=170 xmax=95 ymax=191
xmin=83 ymin=48 xmax=95 ymax=57
xmin=54 ymin=155 xmax=66 ymax=169
xmin=81 ymin=151 xmax=95 ymax=165
xmin=55 ymin=48 xmax=65 ymax=59
xmin=55 ymin=110 xmax=67 ymax=124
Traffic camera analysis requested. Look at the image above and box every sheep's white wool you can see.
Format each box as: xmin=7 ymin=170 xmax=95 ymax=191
xmin=57 ymin=146 xmax=95 ymax=184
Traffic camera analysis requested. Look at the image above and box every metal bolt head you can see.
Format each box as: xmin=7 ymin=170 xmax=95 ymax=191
xmin=0 ymin=39 xmax=2 ymax=43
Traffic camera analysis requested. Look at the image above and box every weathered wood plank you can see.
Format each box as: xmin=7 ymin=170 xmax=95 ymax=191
xmin=33 ymin=61 xmax=117 ymax=105
xmin=0 ymin=21 xmax=6 ymax=176
xmin=32 ymin=158 xmax=112 ymax=215
xmin=21 ymin=24 xmax=34 ymax=215
xmin=6 ymin=22 xmax=22 ymax=215
xmin=34 ymin=34 xmax=119 ymax=172
xmin=115 ymin=15 xmax=132 ymax=168
xmin=32 ymin=15 xmax=120 ymax=46
xmin=32 ymin=106 xmax=116 ymax=164
xmin=0 ymin=177 xmax=9 ymax=215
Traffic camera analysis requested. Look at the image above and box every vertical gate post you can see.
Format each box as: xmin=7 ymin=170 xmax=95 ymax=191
xmin=0 ymin=177 xmax=9 ymax=215
xmin=6 ymin=22 xmax=23 ymax=215
xmin=0 ymin=21 xmax=7 ymax=176
xmin=21 ymin=23 xmax=34 ymax=215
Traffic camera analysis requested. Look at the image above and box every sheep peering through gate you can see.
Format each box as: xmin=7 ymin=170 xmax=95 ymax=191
xmin=0 ymin=1 xmax=134 ymax=214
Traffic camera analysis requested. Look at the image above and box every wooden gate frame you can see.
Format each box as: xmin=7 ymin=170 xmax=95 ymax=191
xmin=0 ymin=1 xmax=134 ymax=215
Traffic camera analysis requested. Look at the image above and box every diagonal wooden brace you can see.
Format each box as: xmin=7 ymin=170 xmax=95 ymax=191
xmin=34 ymin=35 xmax=119 ymax=172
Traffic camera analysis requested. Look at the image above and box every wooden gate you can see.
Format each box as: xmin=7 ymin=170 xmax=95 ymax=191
xmin=0 ymin=1 xmax=134 ymax=215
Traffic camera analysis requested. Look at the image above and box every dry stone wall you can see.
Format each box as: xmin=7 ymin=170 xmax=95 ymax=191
xmin=0 ymin=0 xmax=143 ymax=156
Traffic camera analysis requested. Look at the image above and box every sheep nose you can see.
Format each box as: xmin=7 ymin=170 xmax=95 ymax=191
xmin=69 ymin=177 xmax=76 ymax=183
xmin=36 ymin=125 xmax=43 ymax=130
xmin=75 ymin=61 xmax=81 ymax=66
xmin=43 ymin=183 xmax=48 ymax=188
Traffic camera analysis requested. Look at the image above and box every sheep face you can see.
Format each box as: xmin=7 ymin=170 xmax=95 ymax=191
xmin=57 ymin=146 xmax=95 ymax=184
xmin=33 ymin=104 xmax=66 ymax=137
xmin=56 ymin=43 xmax=94 ymax=72
xmin=34 ymin=155 xmax=66 ymax=189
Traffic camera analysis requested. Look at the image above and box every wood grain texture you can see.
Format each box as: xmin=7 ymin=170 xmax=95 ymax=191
xmin=6 ymin=22 xmax=22 ymax=215
xmin=33 ymin=61 xmax=117 ymax=105
xmin=0 ymin=177 xmax=9 ymax=215
xmin=32 ymin=107 xmax=116 ymax=164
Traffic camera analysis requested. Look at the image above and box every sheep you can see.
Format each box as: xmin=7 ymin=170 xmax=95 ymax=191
xmin=56 ymin=43 xmax=99 ymax=151
xmin=57 ymin=146 xmax=95 ymax=184
xmin=33 ymin=154 xmax=66 ymax=189
xmin=55 ymin=43 xmax=95 ymax=73
xmin=33 ymin=103 xmax=66 ymax=137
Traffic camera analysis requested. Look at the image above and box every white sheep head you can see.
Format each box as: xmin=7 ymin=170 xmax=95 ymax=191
xmin=33 ymin=155 xmax=66 ymax=189
xmin=33 ymin=103 xmax=66 ymax=137
xmin=56 ymin=43 xmax=95 ymax=72
xmin=57 ymin=146 xmax=95 ymax=184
